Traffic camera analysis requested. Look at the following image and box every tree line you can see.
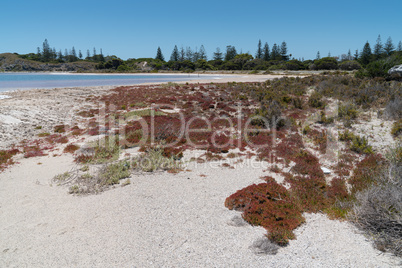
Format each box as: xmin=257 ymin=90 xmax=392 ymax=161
xmin=13 ymin=36 xmax=402 ymax=76
xmin=19 ymin=39 xmax=106 ymax=63
xmin=152 ymin=40 xmax=291 ymax=71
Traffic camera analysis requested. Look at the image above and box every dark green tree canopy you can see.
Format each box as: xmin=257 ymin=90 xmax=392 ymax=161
xmin=384 ymin=37 xmax=395 ymax=55
xmin=198 ymin=45 xmax=207 ymax=60
xmin=373 ymin=34 xmax=383 ymax=59
xmin=155 ymin=46 xmax=165 ymax=61
xmin=316 ymin=51 xmax=321 ymax=60
xmin=170 ymin=45 xmax=179 ymax=61
xmin=280 ymin=41 xmax=288 ymax=61
xmin=224 ymin=45 xmax=237 ymax=61
xmin=213 ymin=47 xmax=223 ymax=61
xmin=263 ymin=42 xmax=270 ymax=61
xmin=271 ymin=44 xmax=280 ymax=60
xmin=360 ymin=41 xmax=372 ymax=66
xmin=255 ymin=39 xmax=263 ymax=59
xmin=42 ymin=39 xmax=51 ymax=62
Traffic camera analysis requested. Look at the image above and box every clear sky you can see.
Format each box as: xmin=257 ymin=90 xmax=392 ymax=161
xmin=1 ymin=0 xmax=401 ymax=61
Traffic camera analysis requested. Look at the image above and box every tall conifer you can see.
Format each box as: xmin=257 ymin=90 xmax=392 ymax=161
xmin=155 ymin=46 xmax=165 ymax=61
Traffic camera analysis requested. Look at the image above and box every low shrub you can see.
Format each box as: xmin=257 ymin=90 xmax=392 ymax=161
xmin=338 ymin=102 xmax=358 ymax=120
xmin=132 ymin=147 xmax=180 ymax=172
xmin=54 ymin=160 xmax=131 ymax=194
xmin=339 ymin=60 xmax=362 ymax=71
xmin=384 ymin=97 xmax=402 ymax=120
xmin=74 ymin=136 xmax=120 ymax=164
xmin=349 ymin=154 xmax=384 ymax=194
xmin=339 ymin=130 xmax=355 ymax=141
xmin=0 ymin=149 xmax=19 ymax=170
xmin=287 ymin=175 xmax=328 ymax=212
xmin=350 ymin=135 xmax=373 ymax=154
xmin=343 ymin=142 xmax=401 ymax=256
xmin=391 ymin=119 xmax=402 ymax=137
xmin=225 ymin=177 xmax=304 ymax=246
xmin=54 ymin=124 xmax=66 ymax=133
xmin=252 ymin=100 xmax=285 ymax=129
xmin=63 ymin=144 xmax=80 ymax=154
xmin=97 ymin=161 xmax=131 ymax=186
xmin=23 ymin=146 xmax=47 ymax=158
xmin=37 ymin=132 xmax=50 ymax=137
xmin=327 ymin=177 xmax=349 ymax=201
xmin=308 ymin=91 xmax=325 ymax=109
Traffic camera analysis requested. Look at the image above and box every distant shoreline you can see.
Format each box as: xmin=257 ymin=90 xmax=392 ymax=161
xmin=0 ymin=73 xmax=308 ymax=94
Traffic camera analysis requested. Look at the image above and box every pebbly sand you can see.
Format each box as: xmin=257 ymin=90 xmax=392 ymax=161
xmin=0 ymin=74 xmax=400 ymax=267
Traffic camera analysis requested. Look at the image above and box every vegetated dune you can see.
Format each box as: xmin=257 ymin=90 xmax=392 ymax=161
xmin=0 ymin=74 xmax=401 ymax=267
xmin=0 ymin=53 xmax=97 ymax=72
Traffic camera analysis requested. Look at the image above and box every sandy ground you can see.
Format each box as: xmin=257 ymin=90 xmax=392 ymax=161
xmin=0 ymin=74 xmax=401 ymax=267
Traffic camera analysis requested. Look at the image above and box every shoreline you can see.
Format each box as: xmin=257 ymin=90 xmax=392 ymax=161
xmin=0 ymin=73 xmax=293 ymax=94
xmin=0 ymin=74 xmax=286 ymax=149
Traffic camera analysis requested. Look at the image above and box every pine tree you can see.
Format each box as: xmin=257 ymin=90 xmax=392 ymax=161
xmin=271 ymin=44 xmax=280 ymax=60
xmin=99 ymin=48 xmax=105 ymax=62
xmin=71 ymin=47 xmax=77 ymax=59
xmin=42 ymin=39 xmax=51 ymax=62
xmin=213 ymin=47 xmax=223 ymax=61
xmin=79 ymin=50 xmax=83 ymax=59
xmin=57 ymin=50 xmax=63 ymax=61
xmin=354 ymin=49 xmax=359 ymax=60
xmin=198 ymin=45 xmax=207 ymax=60
xmin=262 ymin=42 xmax=270 ymax=61
xmin=373 ymin=34 xmax=383 ymax=59
xmin=224 ymin=45 xmax=237 ymax=61
xmin=93 ymin=48 xmax=97 ymax=61
xmin=192 ymin=47 xmax=199 ymax=62
xmin=155 ymin=46 xmax=165 ymax=61
xmin=384 ymin=37 xmax=395 ymax=56
xmin=280 ymin=41 xmax=288 ymax=61
xmin=185 ymin=47 xmax=193 ymax=61
xmin=86 ymin=49 xmax=91 ymax=59
xmin=347 ymin=49 xmax=352 ymax=60
xmin=170 ymin=45 xmax=179 ymax=61
xmin=398 ymin=41 xmax=402 ymax=52
xmin=360 ymin=41 xmax=372 ymax=65
xmin=179 ymin=46 xmax=185 ymax=61
xmin=255 ymin=39 xmax=262 ymax=59
xmin=316 ymin=51 xmax=321 ymax=60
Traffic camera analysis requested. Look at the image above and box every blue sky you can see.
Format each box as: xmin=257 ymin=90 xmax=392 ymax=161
xmin=1 ymin=0 xmax=401 ymax=60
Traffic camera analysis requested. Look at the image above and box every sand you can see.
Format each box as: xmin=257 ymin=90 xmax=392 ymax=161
xmin=0 ymin=74 xmax=400 ymax=267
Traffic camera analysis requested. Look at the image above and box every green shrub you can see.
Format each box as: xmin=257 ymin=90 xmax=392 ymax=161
xmin=75 ymin=136 xmax=120 ymax=164
xmin=350 ymin=136 xmax=373 ymax=154
xmin=98 ymin=161 xmax=131 ymax=186
xmin=391 ymin=119 xmax=402 ymax=137
xmin=308 ymin=91 xmax=325 ymax=109
xmin=132 ymin=147 xmax=180 ymax=172
xmin=313 ymin=57 xmax=338 ymax=70
xmin=338 ymin=103 xmax=358 ymax=120
xmin=339 ymin=60 xmax=362 ymax=71
xmin=251 ymin=100 xmax=285 ymax=129
xmin=339 ymin=130 xmax=355 ymax=141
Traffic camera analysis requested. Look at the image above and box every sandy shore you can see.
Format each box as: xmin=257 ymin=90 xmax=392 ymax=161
xmin=0 ymin=74 xmax=400 ymax=267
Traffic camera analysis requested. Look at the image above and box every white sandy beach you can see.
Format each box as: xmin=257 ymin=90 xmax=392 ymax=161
xmin=0 ymin=74 xmax=400 ymax=267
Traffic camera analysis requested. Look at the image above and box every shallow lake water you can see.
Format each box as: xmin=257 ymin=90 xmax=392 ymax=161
xmin=0 ymin=73 xmax=222 ymax=92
